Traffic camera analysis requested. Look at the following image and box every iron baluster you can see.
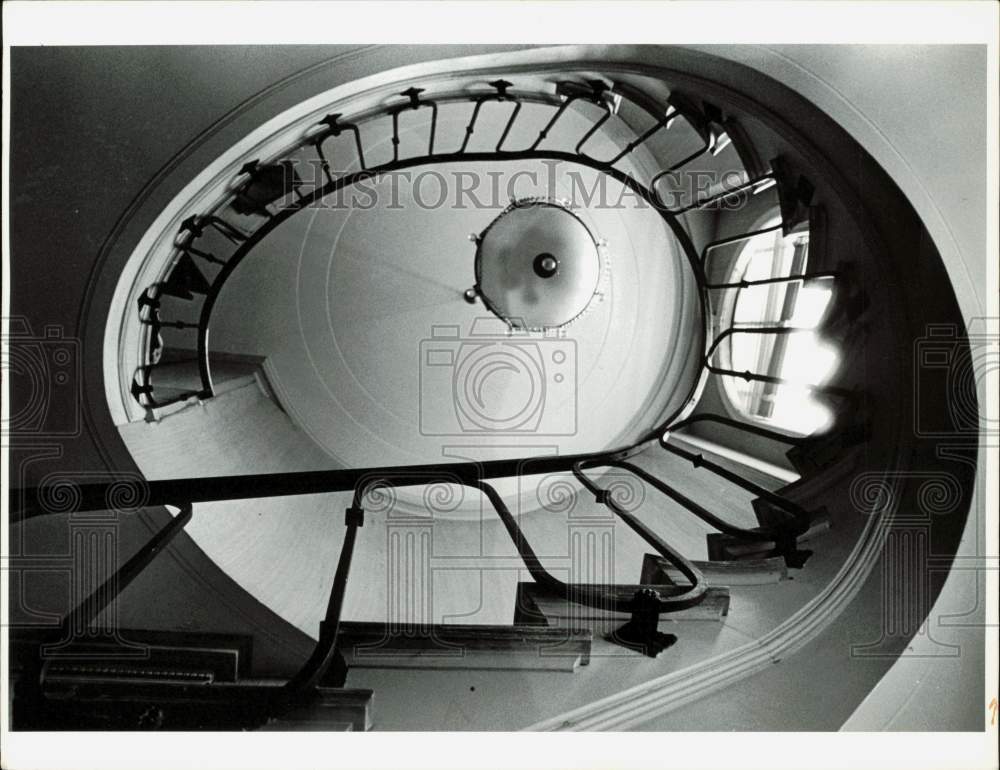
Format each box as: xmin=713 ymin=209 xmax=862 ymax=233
xmin=604 ymin=111 xmax=675 ymax=165
xmin=574 ymin=109 xmax=612 ymax=156
xmin=180 ymin=214 xmax=249 ymax=244
xmin=656 ymin=438 xmax=810 ymax=525
xmin=671 ymin=173 xmax=776 ymax=216
xmin=53 ymin=503 xmax=194 ymax=645
xmin=391 ymin=87 xmax=438 ymax=160
xmin=700 ymin=222 xmax=785 ymax=266
xmin=316 ymin=113 xmax=367 ymax=171
xmin=706 ymin=270 xmax=839 ymax=291
xmin=282 ymin=488 xmax=367 ymax=696
xmin=478 ymin=479 xmax=709 ymax=614
xmin=705 ymin=325 xmax=820 ymax=362
xmin=529 ymin=80 xmax=611 ymax=153
xmin=705 ymin=363 xmax=855 ymax=400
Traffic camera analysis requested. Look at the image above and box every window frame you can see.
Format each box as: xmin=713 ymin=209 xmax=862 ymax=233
xmin=713 ymin=214 xmax=836 ymax=439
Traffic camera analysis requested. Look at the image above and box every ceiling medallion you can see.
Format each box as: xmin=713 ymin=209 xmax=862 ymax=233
xmin=465 ymin=197 xmax=608 ymax=331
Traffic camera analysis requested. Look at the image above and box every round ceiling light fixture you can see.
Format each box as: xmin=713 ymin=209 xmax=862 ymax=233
xmin=466 ymin=197 xmax=606 ymax=331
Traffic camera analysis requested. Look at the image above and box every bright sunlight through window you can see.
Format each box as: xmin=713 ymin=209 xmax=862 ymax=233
xmin=721 ymin=220 xmax=839 ymax=436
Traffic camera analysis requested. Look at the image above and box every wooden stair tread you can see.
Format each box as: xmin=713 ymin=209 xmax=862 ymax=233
xmin=706 ymin=517 xmax=831 ymax=562
xmin=16 ymin=628 xmax=252 ymax=683
xmin=641 ymin=553 xmax=788 ymax=586
xmin=39 ymin=678 xmax=374 ymax=731
xmin=337 ymin=622 xmax=592 ymax=671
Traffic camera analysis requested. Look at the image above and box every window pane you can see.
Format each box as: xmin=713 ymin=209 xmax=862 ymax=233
xmin=722 ymin=224 xmax=838 ymax=436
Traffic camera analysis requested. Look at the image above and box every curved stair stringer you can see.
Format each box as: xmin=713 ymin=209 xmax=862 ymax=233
xmin=66 ymin=43 xmax=979 ymax=730
xmin=525 ymin=478 xmax=895 ymax=731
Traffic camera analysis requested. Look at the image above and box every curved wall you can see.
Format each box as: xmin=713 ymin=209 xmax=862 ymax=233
xmin=8 ymin=43 xmax=988 ymax=730
xmin=697 ymin=43 xmax=990 ymax=732
xmin=208 ymin=135 xmax=693 ymax=495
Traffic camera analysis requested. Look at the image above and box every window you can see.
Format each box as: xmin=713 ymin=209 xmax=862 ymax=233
xmin=719 ymin=219 xmax=838 ymax=436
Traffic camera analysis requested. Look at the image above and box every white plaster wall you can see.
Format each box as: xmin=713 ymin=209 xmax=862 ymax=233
xmin=689 ymin=44 xmax=993 ymax=732
xmin=209 ymin=100 xmax=700 ymax=517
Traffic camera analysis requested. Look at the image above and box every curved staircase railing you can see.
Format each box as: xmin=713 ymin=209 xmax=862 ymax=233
xmin=129 ymin=78 xmax=853 ymax=433
xmin=15 ymin=73 xmax=868 ymax=728
xmin=113 ymin=73 xmax=855 ymax=575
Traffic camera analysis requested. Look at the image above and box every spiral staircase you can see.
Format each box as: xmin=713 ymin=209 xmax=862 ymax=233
xmin=7 ymin=45 xmax=984 ymax=732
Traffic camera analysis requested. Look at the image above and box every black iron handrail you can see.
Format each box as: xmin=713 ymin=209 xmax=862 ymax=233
xmin=129 ymin=78 xmax=840 ymax=441
xmin=705 ymin=325 xmax=820 ymax=361
xmin=58 ymin=503 xmax=194 ymax=644
xmin=125 ymin=75 xmax=851 ymax=452
xmin=699 ymin=222 xmax=784 ymax=265
xmin=278 ymin=468 xmax=710 ymax=706
xmin=40 ymin=73 xmax=863 ymax=713
xmin=83 ymin=76 xmax=852 ymax=583
xmin=16 ymin=452 xmax=609 ymax=522
xmin=129 ymin=77 xmax=720 ymax=412
xmin=654 ymin=440 xmax=809 ymax=524
xmin=282 ymin=484 xmax=367 ymax=695
xmin=478 ymin=478 xmax=708 ymax=613
xmin=13 ymin=429 xmax=817 ymax=715
xmin=574 ymin=456 xmax=810 ymax=565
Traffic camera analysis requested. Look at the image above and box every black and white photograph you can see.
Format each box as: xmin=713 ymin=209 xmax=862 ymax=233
xmin=2 ymin=3 xmax=997 ymax=769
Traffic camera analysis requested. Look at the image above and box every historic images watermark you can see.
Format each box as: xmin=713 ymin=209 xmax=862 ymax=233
xmin=419 ymin=318 xmax=578 ymax=438
xmin=344 ymin=466 xmax=649 ymax=662
xmin=6 ymin=468 xmax=156 ymax=661
xmin=913 ymin=318 xmax=998 ymax=442
xmin=274 ymin=158 xmax=753 ymax=213
xmin=1 ymin=317 xmax=82 ymax=442
xmin=846 ymin=317 xmax=998 ymax=659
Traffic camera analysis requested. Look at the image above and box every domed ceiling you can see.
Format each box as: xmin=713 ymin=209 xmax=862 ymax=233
xmin=209 ymin=87 xmax=701 ymax=514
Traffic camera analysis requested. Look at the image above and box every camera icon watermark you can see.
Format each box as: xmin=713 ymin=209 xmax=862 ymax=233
xmin=418 ymin=318 xmax=577 ymax=436
xmin=1 ymin=317 xmax=81 ymax=440
xmin=913 ymin=318 xmax=997 ymax=441
xmin=848 ymin=470 xmax=966 ymax=659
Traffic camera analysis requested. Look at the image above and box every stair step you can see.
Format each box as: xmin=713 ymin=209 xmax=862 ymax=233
xmin=706 ymin=516 xmax=830 ymax=562
xmin=38 ymin=678 xmax=374 ymax=731
xmin=282 ymin=687 xmax=372 ymax=732
xmin=514 ymin=582 xmax=730 ymax=625
xmin=148 ymin=360 xmax=203 ymax=391
xmin=153 ymin=347 xmax=263 ymax=391
xmin=260 ymin=718 xmax=354 ymax=731
xmin=147 ymin=385 xmax=199 ymax=404
xmin=752 ymin=499 xmax=829 ymax=532
xmin=337 ymin=622 xmax=592 ymax=672
xmin=640 ymin=553 xmax=788 ymax=586
xmin=17 ymin=628 xmax=252 ymax=683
